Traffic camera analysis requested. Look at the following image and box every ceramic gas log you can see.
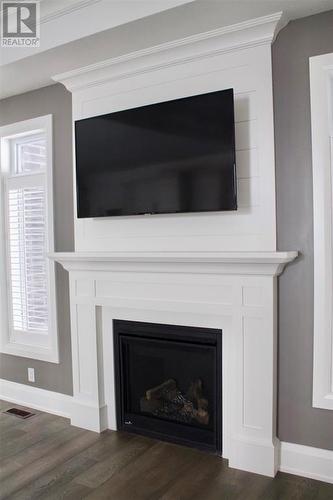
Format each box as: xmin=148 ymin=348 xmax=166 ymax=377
xmin=141 ymin=378 xmax=210 ymax=426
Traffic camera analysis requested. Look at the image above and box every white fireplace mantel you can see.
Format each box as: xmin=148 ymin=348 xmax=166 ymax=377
xmin=50 ymin=250 xmax=297 ymax=478
xmin=50 ymin=251 xmax=297 ymax=276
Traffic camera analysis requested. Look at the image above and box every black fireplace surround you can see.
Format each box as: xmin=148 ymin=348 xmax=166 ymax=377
xmin=114 ymin=320 xmax=222 ymax=454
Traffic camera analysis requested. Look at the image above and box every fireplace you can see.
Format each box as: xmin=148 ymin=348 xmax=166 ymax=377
xmin=114 ymin=320 xmax=222 ymax=454
xmin=51 ymin=249 xmax=297 ymax=475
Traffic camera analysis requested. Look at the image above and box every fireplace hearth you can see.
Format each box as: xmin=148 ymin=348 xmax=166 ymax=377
xmin=114 ymin=320 xmax=222 ymax=454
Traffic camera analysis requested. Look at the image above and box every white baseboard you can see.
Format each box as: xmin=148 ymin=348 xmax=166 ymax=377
xmin=280 ymin=441 xmax=333 ymax=484
xmin=1 ymin=379 xmax=332 ymax=484
xmin=0 ymin=378 xmax=73 ymax=419
xmin=0 ymin=378 xmax=107 ymax=432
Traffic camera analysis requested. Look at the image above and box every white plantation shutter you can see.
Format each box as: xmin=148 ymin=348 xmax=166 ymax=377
xmin=5 ymin=134 xmax=50 ymax=341
xmin=8 ymin=185 xmax=48 ymax=333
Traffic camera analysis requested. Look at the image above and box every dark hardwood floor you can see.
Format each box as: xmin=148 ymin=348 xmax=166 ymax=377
xmin=0 ymin=400 xmax=331 ymax=500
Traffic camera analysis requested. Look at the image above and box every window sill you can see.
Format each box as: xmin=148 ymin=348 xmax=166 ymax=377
xmin=0 ymin=340 xmax=59 ymax=363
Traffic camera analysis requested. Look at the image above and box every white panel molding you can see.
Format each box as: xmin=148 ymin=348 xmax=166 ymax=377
xmin=1 ymin=379 xmax=332 ymax=483
xmin=52 ymin=12 xmax=282 ymax=254
xmin=280 ymin=442 xmax=333 ymax=484
xmin=310 ymin=52 xmax=333 ymax=411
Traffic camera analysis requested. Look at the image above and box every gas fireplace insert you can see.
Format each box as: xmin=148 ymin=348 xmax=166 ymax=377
xmin=114 ymin=320 xmax=222 ymax=454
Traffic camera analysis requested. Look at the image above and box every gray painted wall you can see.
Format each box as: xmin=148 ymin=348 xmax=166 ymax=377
xmin=1 ymin=10 xmax=332 ymax=450
xmin=0 ymin=84 xmax=74 ymax=395
xmin=273 ymin=10 xmax=333 ymax=450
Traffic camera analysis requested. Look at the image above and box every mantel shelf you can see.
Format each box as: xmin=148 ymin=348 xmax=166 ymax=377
xmin=49 ymin=251 xmax=298 ymax=276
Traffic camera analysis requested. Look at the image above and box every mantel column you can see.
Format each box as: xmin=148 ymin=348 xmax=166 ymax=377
xmin=68 ymin=275 xmax=107 ymax=432
xmin=228 ymin=275 xmax=279 ymax=476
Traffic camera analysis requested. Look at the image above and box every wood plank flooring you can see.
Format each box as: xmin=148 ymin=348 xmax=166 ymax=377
xmin=0 ymin=400 xmax=332 ymax=500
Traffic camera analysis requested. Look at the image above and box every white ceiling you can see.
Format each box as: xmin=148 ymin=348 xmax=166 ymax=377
xmin=1 ymin=0 xmax=333 ymax=100
xmin=0 ymin=0 xmax=194 ymax=66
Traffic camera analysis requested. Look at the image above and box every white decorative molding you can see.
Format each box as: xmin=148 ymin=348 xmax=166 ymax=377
xmin=50 ymin=250 xmax=297 ymax=477
xmin=53 ymin=12 xmax=283 ymax=93
xmin=310 ymin=52 xmax=333 ymax=411
xmin=49 ymin=251 xmax=297 ymax=276
xmin=280 ymin=442 xmax=333 ymax=484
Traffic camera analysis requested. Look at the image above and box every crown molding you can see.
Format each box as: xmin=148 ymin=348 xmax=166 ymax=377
xmin=41 ymin=0 xmax=102 ymax=24
xmin=53 ymin=11 xmax=284 ymax=93
xmin=49 ymin=250 xmax=297 ymax=276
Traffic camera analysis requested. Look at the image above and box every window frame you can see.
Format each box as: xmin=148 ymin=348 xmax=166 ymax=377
xmin=0 ymin=115 xmax=59 ymax=363
xmin=310 ymin=52 xmax=333 ymax=410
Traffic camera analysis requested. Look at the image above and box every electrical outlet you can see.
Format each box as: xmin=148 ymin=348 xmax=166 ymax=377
xmin=28 ymin=368 xmax=35 ymax=383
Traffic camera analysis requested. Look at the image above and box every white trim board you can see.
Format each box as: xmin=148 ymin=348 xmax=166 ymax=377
xmin=280 ymin=442 xmax=333 ymax=485
xmin=310 ymin=52 xmax=333 ymax=411
xmin=0 ymin=378 xmax=332 ymax=484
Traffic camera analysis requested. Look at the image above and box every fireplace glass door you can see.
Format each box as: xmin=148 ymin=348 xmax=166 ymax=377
xmin=114 ymin=320 xmax=222 ymax=453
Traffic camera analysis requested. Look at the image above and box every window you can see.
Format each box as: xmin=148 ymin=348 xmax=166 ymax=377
xmin=310 ymin=53 xmax=333 ymax=410
xmin=0 ymin=116 xmax=58 ymax=362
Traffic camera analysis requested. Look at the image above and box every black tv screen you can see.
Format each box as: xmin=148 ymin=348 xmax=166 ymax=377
xmin=75 ymin=88 xmax=237 ymax=218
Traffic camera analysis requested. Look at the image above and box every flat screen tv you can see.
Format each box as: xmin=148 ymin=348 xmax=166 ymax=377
xmin=75 ymin=88 xmax=237 ymax=218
